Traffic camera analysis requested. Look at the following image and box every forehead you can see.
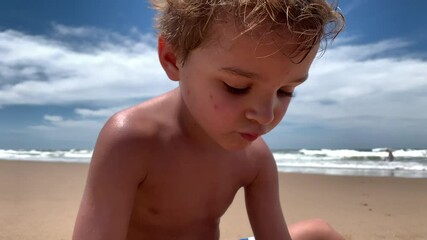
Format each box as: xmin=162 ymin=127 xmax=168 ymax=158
xmin=187 ymin=22 xmax=318 ymax=87
xmin=202 ymin=20 xmax=318 ymax=63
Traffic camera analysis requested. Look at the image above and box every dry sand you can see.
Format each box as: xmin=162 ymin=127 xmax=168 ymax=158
xmin=1 ymin=160 xmax=426 ymax=240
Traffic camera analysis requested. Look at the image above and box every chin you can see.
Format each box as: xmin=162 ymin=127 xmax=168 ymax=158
xmin=218 ymin=139 xmax=252 ymax=152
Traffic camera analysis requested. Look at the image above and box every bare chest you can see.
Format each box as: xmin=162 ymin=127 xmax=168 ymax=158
xmin=127 ymin=151 xmax=253 ymax=237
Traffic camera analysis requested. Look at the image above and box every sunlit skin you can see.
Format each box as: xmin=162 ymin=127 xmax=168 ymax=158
xmin=175 ymin=24 xmax=313 ymax=152
xmin=73 ymin=22 xmax=344 ymax=240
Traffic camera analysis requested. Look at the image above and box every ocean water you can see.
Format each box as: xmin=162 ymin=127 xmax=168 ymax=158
xmin=273 ymin=148 xmax=427 ymax=178
xmin=1 ymin=148 xmax=426 ymax=178
xmin=0 ymin=149 xmax=93 ymax=163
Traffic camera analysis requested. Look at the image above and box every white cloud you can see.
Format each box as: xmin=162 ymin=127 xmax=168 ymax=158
xmin=29 ymin=114 xmax=104 ymax=146
xmin=275 ymin=39 xmax=427 ymax=148
xmin=34 ymin=114 xmax=103 ymax=130
xmin=75 ymin=106 xmax=127 ymax=118
xmin=290 ymin=40 xmax=427 ymax=120
xmin=0 ymin=26 xmax=177 ymax=106
xmin=44 ymin=115 xmax=63 ymax=122
xmin=1 ymin=25 xmax=427 ymax=148
xmin=52 ymin=23 xmax=95 ymax=37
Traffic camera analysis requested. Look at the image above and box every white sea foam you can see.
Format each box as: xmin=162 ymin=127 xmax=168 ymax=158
xmin=298 ymin=148 xmax=427 ymax=158
xmin=1 ymin=148 xmax=426 ymax=178
xmin=273 ymin=149 xmax=427 ymax=178
xmin=0 ymin=149 xmax=92 ymax=163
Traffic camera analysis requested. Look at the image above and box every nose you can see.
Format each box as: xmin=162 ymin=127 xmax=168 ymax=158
xmin=245 ymin=97 xmax=276 ymax=125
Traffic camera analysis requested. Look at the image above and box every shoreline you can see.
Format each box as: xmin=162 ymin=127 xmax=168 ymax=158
xmin=279 ymin=166 xmax=427 ymax=179
xmin=2 ymin=148 xmax=426 ymax=179
xmin=2 ymin=158 xmax=426 ymax=179
xmin=1 ymin=160 xmax=427 ymax=240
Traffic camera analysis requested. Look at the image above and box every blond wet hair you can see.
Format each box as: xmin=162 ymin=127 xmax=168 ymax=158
xmin=150 ymin=0 xmax=345 ymax=63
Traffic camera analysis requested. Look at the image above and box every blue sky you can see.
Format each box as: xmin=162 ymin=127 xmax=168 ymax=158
xmin=0 ymin=0 xmax=426 ymax=150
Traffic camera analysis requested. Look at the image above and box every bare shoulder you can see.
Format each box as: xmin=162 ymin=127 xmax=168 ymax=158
xmin=248 ymin=138 xmax=275 ymax=162
xmin=90 ymin=91 xmax=179 ymax=181
xmin=239 ymin=139 xmax=277 ymax=188
xmin=247 ymin=138 xmax=276 ymax=173
xmin=99 ymin=103 xmax=164 ymax=146
xmin=73 ymin=99 xmax=173 ymax=240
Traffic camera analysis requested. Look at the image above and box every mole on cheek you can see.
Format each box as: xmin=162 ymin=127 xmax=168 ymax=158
xmin=148 ymin=207 xmax=160 ymax=215
xmin=210 ymin=94 xmax=219 ymax=110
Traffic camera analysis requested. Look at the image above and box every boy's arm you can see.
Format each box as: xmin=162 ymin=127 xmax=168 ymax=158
xmin=244 ymin=146 xmax=292 ymax=240
xmin=73 ymin=114 xmax=149 ymax=240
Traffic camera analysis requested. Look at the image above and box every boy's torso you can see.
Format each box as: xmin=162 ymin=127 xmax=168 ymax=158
xmin=122 ymin=90 xmax=261 ymax=240
xmin=126 ymin=146 xmax=254 ymax=240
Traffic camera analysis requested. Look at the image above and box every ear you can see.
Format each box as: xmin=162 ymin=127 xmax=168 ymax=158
xmin=158 ymin=36 xmax=180 ymax=81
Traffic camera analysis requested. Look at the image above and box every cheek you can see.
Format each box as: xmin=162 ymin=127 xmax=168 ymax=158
xmin=209 ymin=94 xmax=219 ymax=110
xmin=212 ymin=101 xmax=226 ymax=112
xmin=275 ymin=100 xmax=291 ymax=121
xmin=208 ymin=93 xmax=225 ymax=111
xmin=207 ymin=93 xmax=242 ymax=122
xmin=209 ymin=94 xmax=240 ymax=114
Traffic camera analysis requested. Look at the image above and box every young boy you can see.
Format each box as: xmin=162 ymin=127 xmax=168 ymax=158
xmin=73 ymin=1 xmax=345 ymax=239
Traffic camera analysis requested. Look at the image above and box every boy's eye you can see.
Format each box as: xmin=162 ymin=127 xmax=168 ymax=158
xmin=223 ymin=82 xmax=250 ymax=95
xmin=277 ymin=89 xmax=295 ymax=98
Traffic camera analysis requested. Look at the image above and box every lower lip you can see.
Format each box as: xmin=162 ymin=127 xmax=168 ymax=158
xmin=240 ymin=133 xmax=259 ymax=142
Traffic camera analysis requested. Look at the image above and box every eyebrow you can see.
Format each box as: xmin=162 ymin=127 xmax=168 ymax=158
xmin=220 ymin=66 xmax=309 ymax=84
xmin=220 ymin=67 xmax=260 ymax=79
xmin=290 ymin=74 xmax=309 ymax=85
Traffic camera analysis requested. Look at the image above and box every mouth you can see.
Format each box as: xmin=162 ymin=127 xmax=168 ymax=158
xmin=240 ymin=133 xmax=260 ymax=142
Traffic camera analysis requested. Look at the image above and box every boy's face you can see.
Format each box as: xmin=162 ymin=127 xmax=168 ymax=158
xmin=170 ymin=23 xmax=318 ymax=150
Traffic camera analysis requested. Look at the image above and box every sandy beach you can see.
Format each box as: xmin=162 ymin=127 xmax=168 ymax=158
xmin=1 ymin=159 xmax=426 ymax=240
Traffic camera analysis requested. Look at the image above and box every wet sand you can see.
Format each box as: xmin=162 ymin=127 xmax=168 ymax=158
xmin=1 ymin=160 xmax=426 ymax=240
